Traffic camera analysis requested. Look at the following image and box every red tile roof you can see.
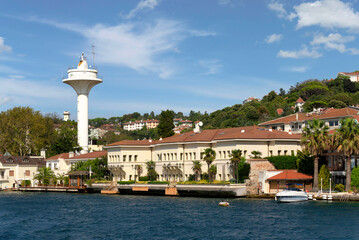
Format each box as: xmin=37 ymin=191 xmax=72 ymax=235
xmin=68 ymin=151 xmax=107 ymax=160
xmin=339 ymin=71 xmax=359 ymax=76
xmin=296 ymin=97 xmax=305 ymax=103
xmin=46 ymin=153 xmax=70 ymax=161
xmin=107 ymin=126 xmax=301 ymax=147
xmin=259 ymin=107 xmax=359 ymax=126
xmin=276 ymin=108 xmax=284 ymax=115
xmin=268 ymin=170 xmax=313 ymax=180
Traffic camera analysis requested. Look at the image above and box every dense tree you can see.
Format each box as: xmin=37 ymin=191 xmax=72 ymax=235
xmin=71 ymin=156 xmax=111 ymax=180
xmin=336 ymin=118 xmax=359 ymax=191
xmin=48 ymin=121 xmax=78 ymax=156
xmin=158 ymin=110 xmax=175 ymax=138
xmin=0 ymin=107 xmax=55 ymax=156
xmin=301 ymin=119 xmax=329 ymax=191
xmin=237 ymin=158 xmax=250 ymax=183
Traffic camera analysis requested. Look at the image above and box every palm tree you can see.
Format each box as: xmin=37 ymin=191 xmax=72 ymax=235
xmin=34 ymin=167 xmax=55 ymax=186
xmin=251 ymin=151 xmax=262 ymax=159
xmin=201 ymin=148 xmax=216 ymax=181
xmin=209 ymin=165 xmax=217 ymax=181
xmin=336 ymin=118 xmax=359 ymax=191
xmin=301 ymin=118 xmax=329 ymax=191
xmin=230 ymin=150 xmax=242 ymax=183
xmin=192 ymin=160 xmax=202 ymax=181
xmin=135 ymin=164 xmax=142 ymax=181
xmin=57 ymin=173 xmax=65 ymax=187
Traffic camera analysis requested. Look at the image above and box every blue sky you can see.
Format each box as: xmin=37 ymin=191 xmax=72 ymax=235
xmin=1 ymin=0 xmax=359 ymax=118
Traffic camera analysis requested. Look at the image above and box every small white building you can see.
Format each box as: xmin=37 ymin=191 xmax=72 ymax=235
xmin=338 ymin=71 xmax=359 ymax=82
xmin=63 ymin=111 xmax=70 ymax=121
xmin=295 ymin=97 xmax=305 ymax=112
xmin=0 ymin=155 xmax=45 ymax=189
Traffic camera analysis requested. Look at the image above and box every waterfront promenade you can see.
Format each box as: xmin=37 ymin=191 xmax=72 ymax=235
xmin=1 ymin=192 xmax=359 ymax=239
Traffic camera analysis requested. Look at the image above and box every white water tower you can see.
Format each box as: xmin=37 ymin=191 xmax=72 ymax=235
xmin=63 ymin=53 xmax=102 ymax=153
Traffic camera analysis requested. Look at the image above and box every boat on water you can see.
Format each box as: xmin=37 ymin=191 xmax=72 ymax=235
xmin=275 ymin=184 xmax=308 ymax=203
xmin=218 ymin=201 xmax=230 ymax=207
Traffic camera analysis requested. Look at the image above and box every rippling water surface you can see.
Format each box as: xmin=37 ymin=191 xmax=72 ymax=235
xmin=1 ymin=192 xmax=359 ymax=239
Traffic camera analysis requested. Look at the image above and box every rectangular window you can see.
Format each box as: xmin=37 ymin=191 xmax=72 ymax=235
xmin=284 ymin=150 xmax=288 ymax=156
xmin=193 ymin=153 xmax=196 ymax=160
xmin=244 ymin=150 xmax=247 ymax=158
xmin=223 ymin=151 xmax=226 ymax=159
xmin=189 ymin=153 xmax=192 ymax=160
xmin=123 ymin=155 xmax=127 ymax=162
xmin=180 ymin=153 xmax=183 ymax=160
xmin=278 ymin=150 xmax=281 ymax=156
xmin=134 ymin=155 xmax=138 ymax=162
xmin=335 ymin=121 xmax=339 ymax=126
xmin=175 ymin=153 xmax=177 ymax=161
xmin=329 ymin=121 xmax=334 ymax=127
xmin=291 ymin=150 xmax=295 ymax=156
xmin=25 ymin=170 xmax=30 ymax=176
xmin=129 ymin=155 xmax=132 ymax=162
xmin=9 ymin=170 xmax=14 ymax=177
xmin=270 ymin=150 xmax=273 ymax=157
xmin=186 ymin=153 xmax=188 ymax=160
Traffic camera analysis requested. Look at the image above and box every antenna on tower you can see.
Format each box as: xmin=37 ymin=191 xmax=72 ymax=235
xmin=91 ymin=44 xmax=95 ymax=67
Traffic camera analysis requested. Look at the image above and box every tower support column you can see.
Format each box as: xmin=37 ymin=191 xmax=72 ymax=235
xmin=77 ymin=94 xmax=89 ymax=153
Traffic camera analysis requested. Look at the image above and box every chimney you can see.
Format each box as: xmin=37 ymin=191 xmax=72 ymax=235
xmin=40 ymin=148 xmax=46 ymax=158
xmin=193 ymin=121 xmax=203 ymax=133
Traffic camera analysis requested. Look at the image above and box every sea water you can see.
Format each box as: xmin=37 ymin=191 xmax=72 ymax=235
xmin=0 ymin=192 xmax=359 ymax=239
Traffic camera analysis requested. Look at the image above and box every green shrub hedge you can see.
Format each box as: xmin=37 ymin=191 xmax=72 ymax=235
xmin=117 ymin=181 xmax=135 ymax=184
xmin=139 ymin=176 xmax=149 ymax=181
xmin=266 ymin=156 xmax=297 ymax=169
xmin=147 ymin=181 xmax=169 ymax=184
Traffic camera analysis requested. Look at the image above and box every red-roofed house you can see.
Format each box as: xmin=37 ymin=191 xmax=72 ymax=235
xmin=338 ymin=71 xmax=359 ymax=82
xmin=104 ymin=126 xmax=302 ymax=182
xmin=276 ymin=108 xmax=284 ymax=116
xmin=259 ymin=107 xmax=359 ymax=133
xmin=263 ymin=170 xmax=313 ymax=193
xmin=45 ymin=151 xmax=107 ymax=175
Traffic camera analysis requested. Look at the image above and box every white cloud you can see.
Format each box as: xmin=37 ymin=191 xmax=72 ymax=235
xmin=268 ymin=1 xmax=295 ymax=20
xmin=199 ymin=60 xmax=222 ymax=75
xmin=0 ymin=97 xmax=11 ymax=106
xmin=218 ymin=0 xmax=232 ymax=5
xmin=293 ymin=0 xmax=359 ymax=30
xmin=189 ymin=30 xmax=216 ymax=37
xmin=125 ymin=0 xmax=160 ymax=19
xmin=10 ymin=15 xmax=215 ymax=79
xmin=265 ymin=33 xmax=282 ymax=43
xmin=0 ymin=37 xmax=12 ymax=54
xmin=277 ymin=45 xmax=322 ymax=58
xmin=310 ymin=33 xmax=359 ymax=54
xmin=281 ymin=66 xmax=309 ymax=73
xmin=0 ymin=76 xmax=73 ymax=104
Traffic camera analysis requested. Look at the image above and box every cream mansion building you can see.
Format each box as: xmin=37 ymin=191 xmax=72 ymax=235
xmin=104 ymin=126 xmax=301 ymax=182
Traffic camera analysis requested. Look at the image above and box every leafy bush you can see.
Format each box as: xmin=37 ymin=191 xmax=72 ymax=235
xmin=139 ymin=176 xmax=149 ymax=181
xmin=201 ymin=173 xmax=209 ymax=181
xmin=117 ymin=181 xmax=135 ymax=184
xmin=296 ymin=150 xmax=314 ymax=175
xmin=188 ymin=174 xmax=196 ymax=181
xmin=147 ymin=181 xmax=169 ymax=184
xmin=95 ymin=180 xmax=112 ymax=183
xmin=64 ymin=176 xmax=69 ymax=186
xmin=318 ymin=165 xmax=331 ymax=189
xmin=335 ymin=184 xmax=345 ymax=192
xmin=236 ymin=159 xmax=250 ymax=183
xmin=21 ymin=180 xmax=31 ymax=187
xmin=266 ymin=156 xmax=297 ymax=169
xmin=351 ymin=167 xmax=359 ymax=188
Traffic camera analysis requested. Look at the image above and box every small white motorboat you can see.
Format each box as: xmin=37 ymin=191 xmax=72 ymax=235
xmin=275 ymin=185 xmax=308 ymax=203
xmin=218 ymin=201 xmax=230 ymax=207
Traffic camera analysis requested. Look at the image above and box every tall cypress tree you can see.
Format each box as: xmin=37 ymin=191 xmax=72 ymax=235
xmin=158 ymin=110 xmax=175 ymax=138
